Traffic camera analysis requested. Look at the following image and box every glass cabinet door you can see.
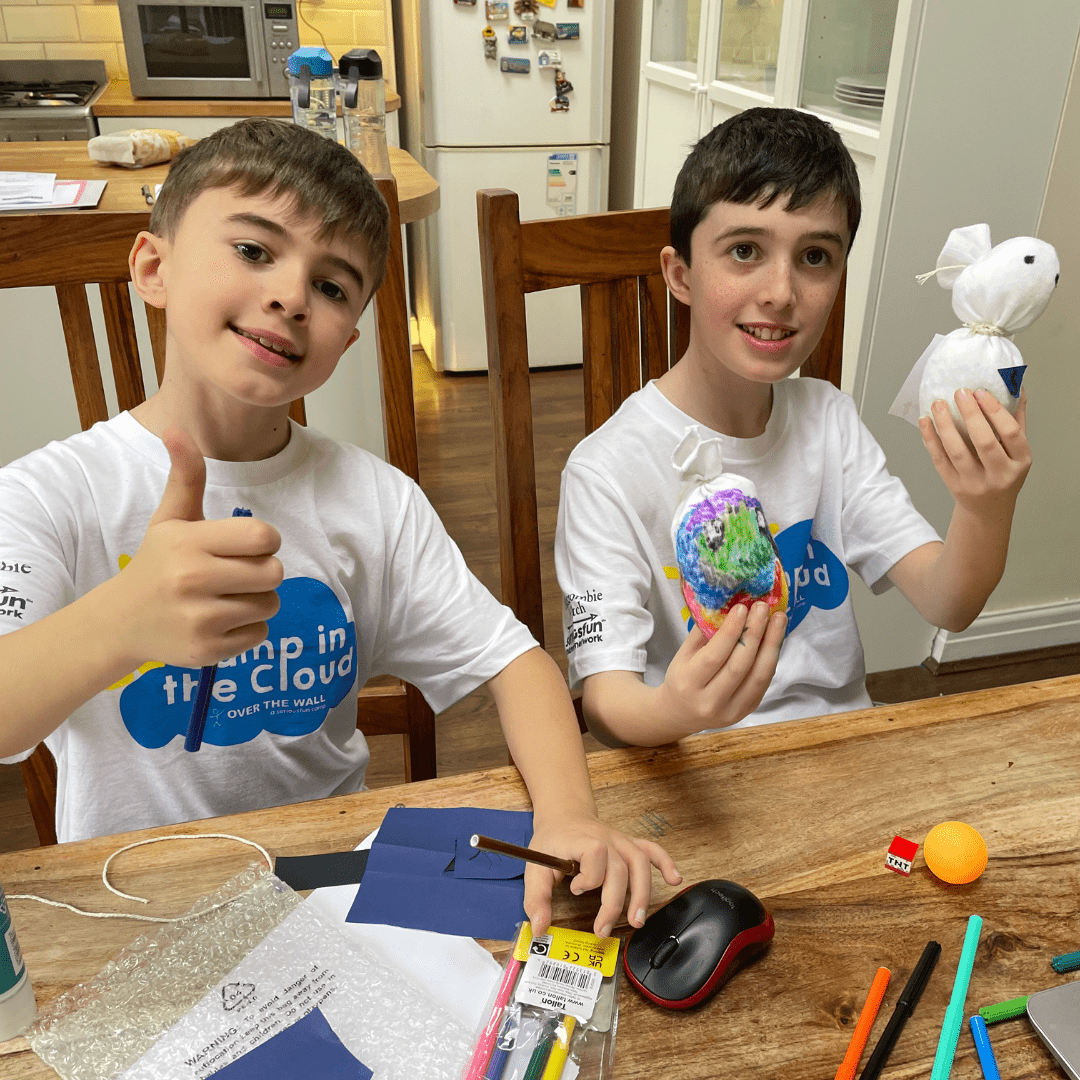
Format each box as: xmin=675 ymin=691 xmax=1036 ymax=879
xmin=799 ymin=0 xmax=899 ymax=126
xmin=650 ymin=0 xmax=704 ymax=73
xmin=715 ymin=0 xmax=786 ymax=95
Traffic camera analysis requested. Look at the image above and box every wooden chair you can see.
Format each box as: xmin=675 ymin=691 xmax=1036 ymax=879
xmin=2 ymin=176 xmax=435 ymax=847
xmin=476 ymin=190 xmax=845 ymax=720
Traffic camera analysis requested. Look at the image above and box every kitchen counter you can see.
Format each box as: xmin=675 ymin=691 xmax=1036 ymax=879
xmin=93 ymin=79 xmax=400 ymax=118
xmin=0 ymin=140 xmax=437 ymax=222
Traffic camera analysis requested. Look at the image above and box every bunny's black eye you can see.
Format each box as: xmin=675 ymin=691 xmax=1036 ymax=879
xmin=1024 ymin=255 xmax=1035 ymax=264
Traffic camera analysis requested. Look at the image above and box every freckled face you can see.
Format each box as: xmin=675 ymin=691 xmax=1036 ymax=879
xmin=156 ymin=186 xmax=373 ymax=410
xmin=674 ymin=195 xmax=849 ymax=387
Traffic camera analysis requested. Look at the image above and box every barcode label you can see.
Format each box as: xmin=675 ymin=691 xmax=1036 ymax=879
xmin=515 ymin=956 xmax=603 ymax=1020
xmin=535 ymin=959 xmax=599 ymax=991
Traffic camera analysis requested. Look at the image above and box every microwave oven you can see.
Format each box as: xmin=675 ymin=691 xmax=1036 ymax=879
xmin=117 ymin=0 xmax=298 ymax=98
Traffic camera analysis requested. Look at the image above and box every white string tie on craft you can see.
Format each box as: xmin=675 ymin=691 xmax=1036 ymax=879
xmin=8 ymin=833 xmax=273 ymax=923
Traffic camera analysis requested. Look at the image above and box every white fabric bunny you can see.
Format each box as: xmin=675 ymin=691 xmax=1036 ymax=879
xmin=890 ymin=224 xmax=1059 ymax=439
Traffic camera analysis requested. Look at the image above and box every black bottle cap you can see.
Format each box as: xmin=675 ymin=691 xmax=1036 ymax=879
xmin=338 ymin=48 xmax=382 ymax=80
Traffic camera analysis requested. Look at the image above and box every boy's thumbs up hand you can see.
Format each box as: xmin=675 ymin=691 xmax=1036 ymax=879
xmin=148 ymin=427 xmax=207 ymax=526
xmin=112 ymin=428 xmax=284 ymax=671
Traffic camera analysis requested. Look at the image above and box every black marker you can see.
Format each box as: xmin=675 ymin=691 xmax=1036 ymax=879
xmin=859 ymin=940 xmax=941 ymax=1080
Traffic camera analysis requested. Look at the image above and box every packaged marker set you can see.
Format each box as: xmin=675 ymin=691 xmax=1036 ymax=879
xmin=462 ymin=923 xmax=623 ymax=1080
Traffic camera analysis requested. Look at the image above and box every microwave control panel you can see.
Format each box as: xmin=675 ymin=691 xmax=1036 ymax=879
xmin=263 ymin=2 xmax=298 ymax=93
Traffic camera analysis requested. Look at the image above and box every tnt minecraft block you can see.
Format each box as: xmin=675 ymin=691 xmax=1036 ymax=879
xmin=886 ymin=835 xmax=919 ymax=876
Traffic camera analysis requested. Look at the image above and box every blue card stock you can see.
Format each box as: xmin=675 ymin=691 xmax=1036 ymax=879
xmin=211 ymin=1006 xmax=372 ymax=1080
xmin=345 ymin=806 xmax=533 ymax=940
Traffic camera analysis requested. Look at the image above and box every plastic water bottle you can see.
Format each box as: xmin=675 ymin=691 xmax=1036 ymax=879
xmin=287 ymin=47 xmax=337 ymax=142
xmin=0 ymin=879 xmax=36 ymax=1041
xmin=339 ymin=48 xmax=391 ymax=175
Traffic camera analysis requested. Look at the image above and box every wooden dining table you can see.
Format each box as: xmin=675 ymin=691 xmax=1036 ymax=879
xmin=2 ymin=675 xmax=1078 ymax=1078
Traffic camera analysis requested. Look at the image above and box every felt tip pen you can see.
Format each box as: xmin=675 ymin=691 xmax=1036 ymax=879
xmin=834 ymin=966 xmax=890 ymax=1080
xmin=859 ymin=941 xmax=941 ymax=1080
xmin=978 ymin=994 xmax=1029 ymax=1024
xmin=184 ymin=507 xmax=253 ymax=753
xmin=969 ymin=1015 xmax=1001 ymax=1080
xmin=464 ymin=924 xmax=529 ymax=1080
xmin=482 ymin=1004 xmax=521 ymax=1080
xmin=930 ymin=915 xmax=983 ymax=1080
xmin=521 ymin=1015 xmax=560 ymax=1080
xmin=540 ymin=1015 xmax=576 ymax=1080
xmin=471 ymin=834 xmax=580 ymax=879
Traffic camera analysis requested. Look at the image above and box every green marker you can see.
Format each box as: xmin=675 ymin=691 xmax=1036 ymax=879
xmin=979 ymin=995 xmax=1029 ymax=1024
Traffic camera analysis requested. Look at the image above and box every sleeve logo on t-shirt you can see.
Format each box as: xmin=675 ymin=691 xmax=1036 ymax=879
xmin=564 ymin=590 xmax=604 ymax=654
xmin=773 ymin=519 xmax=847 ymax=632
xmin=0 ymin=584 xmax=31 ymax=620
xmin=118 ymin=577 xmax=357 ymax=749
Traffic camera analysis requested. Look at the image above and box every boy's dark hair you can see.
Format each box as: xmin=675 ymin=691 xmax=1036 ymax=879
xmin=150 ymin=118 xmax=390 ymax=294
xmin=670 ymin=108 xmax=861 ymax=263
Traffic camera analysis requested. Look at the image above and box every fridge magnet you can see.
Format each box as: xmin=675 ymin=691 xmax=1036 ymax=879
xmin=501 ymin=56 xmax=530 ymax=73
xmin=538 ymin=0 xmax=556 ymax=7
xmin=536 ymin=49 xmax=562 ymax=67
xmin=555 ymin=23 xmax=580 ymax=40
xmin=514 ymin=0 xmax=539 ymax=22
xmin=507 ymin=24 xmax=528 ymax=43
xmin=567 ymin=0 xmax=584 ymax=7
xmin=485 ymin=0 xmax=508 ymax=17
xmin=550 ymin=95 xmax=570 ymax=113
xmin=554 ymin=68 xmax=573 ymax=95
xmin=453 ymin=0 xmax=477 ymax=5
xmin=532 ymin=19 xmax=556 ymax=41
xmin=483 ymin=24 xmax=497 ymax=59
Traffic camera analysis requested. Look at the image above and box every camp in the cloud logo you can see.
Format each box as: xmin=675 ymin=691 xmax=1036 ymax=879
xmin=120 ymin=577 xmax=357 ymax=749
xmin=774 ymin=519 xmax=847 ymax=632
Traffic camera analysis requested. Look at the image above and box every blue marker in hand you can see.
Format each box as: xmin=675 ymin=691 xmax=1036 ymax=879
xmin=184 ymin=508 xmax=252 ymax=753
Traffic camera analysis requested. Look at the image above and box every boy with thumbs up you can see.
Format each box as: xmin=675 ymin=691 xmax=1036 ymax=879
xmin=0 ymin=119 xmax=679 ymax=937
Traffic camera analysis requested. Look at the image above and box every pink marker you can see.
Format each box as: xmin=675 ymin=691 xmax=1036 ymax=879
xmin=465 ymin=924 xmax=529 ymax=1080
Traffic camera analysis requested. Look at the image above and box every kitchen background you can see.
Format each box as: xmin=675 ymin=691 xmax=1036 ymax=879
xmin=0 ymin=0 xmax=394 ymax=87
xmin=0 ymin=0 xmax=1077 ymax=683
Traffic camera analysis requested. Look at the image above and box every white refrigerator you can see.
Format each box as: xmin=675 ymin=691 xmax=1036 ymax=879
xmin=401 ymin=0 xmax=614 ymax=371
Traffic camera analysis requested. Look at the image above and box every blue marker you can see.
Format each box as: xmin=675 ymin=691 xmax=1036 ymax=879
xmin=969 ymin=1015 xmax=1001 ymax=1080
xmin=184 ymin=508 xmax=253 ymax=753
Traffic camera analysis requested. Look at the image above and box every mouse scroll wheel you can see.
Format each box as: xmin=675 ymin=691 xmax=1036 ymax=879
xmin=651 ymin=937 xmax=680 ymax=969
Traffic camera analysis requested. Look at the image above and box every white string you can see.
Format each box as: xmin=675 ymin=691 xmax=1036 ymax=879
xmin=962 ymin=321 xmax=1009 ymax=337
xmin=9 ymin=832 xmax=273 ymax=923
xmin=914 ymin=264 xmax=969 ymax=285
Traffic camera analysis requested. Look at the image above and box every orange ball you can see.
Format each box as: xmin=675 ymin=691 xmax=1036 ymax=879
xmin=923 ymin=821 xmax=988 ymax=884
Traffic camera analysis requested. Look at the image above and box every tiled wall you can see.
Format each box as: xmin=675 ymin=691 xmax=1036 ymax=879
xmin=0 ymin=0 xmax=394 ymax=87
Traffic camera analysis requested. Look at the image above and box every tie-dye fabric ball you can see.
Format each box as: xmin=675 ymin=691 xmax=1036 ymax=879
xmin=674 ymin=487 xmax=788 ymax=638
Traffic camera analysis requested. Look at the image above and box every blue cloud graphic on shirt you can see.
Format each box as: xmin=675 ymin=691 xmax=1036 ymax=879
xmin=773 ymin=519 xmax=847 ymax=632
xmin=120 ymin=577 xmax=357 ymax=749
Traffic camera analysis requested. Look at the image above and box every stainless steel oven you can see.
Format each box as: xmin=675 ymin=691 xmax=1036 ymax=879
xmin=0 ymin=60 xmax=107 ymax=141
xmin=117 ymin=0 xmax=298 ymax=98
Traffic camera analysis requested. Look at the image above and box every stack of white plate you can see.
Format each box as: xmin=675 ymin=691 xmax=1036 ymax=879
xmin=832 ymin=75 xmax=885 ymax=110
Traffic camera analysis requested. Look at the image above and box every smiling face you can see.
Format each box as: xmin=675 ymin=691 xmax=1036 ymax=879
xmin=663 ymin=195 xmax=849 ymax=393
xmin=140 ymin=185 xmax=373 ymax=414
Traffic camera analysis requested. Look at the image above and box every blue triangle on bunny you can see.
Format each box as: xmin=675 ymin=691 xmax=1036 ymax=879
xmin=998 ymin=365 xmax=1027 ymax=398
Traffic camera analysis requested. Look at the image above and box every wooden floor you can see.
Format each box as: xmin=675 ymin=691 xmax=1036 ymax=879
xmin=3 ymin=355 xmax=1078 ymax=853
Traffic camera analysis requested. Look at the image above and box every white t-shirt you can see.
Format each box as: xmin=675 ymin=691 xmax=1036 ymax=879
xmin=555 ymin=379 xmax=941 ymax=727
xmin=0 ymin=414 xmax=536 ymax=842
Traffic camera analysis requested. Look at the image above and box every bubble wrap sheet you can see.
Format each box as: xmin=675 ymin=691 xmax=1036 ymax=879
xmin=27 ymin=864 xmax=473 ymax=1080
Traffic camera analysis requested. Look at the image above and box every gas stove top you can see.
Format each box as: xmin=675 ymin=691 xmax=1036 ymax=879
xmin=0 ymin=60 xmax=108 ymax=141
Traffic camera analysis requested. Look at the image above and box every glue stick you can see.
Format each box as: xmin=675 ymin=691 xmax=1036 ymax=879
xmin=0 ymin=879 xmax=36 ymax=1041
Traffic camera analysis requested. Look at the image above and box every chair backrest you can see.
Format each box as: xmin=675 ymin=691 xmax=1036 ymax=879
xmin=2 ymin=176 xmax=434 ymax=846
xmin=476 ymin=187 xmax=845 ymax=651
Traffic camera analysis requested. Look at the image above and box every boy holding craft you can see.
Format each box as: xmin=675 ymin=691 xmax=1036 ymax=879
xmin=556 ymin=108 xmax=1032 ymax=746
xmin=0 ymin=119 xmax=679 ymax=936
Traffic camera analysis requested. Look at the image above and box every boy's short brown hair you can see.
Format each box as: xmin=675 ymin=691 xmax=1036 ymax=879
xmin=150 ymin=118 xmax=390 ymax=294
xmin=670 ymin=108 xmax=861 ymax=264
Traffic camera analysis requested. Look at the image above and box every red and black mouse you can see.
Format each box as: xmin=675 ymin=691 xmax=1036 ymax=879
xmin=623 ymin=879 xmax=775 ymax=1009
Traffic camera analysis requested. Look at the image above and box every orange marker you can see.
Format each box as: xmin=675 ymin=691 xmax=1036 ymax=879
xmin=835 ymin=966 xmax=891 ymax=1080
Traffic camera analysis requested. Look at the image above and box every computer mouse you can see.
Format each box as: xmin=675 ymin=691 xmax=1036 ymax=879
xmin=623 ymin=879 xmax=775 ymax=1009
